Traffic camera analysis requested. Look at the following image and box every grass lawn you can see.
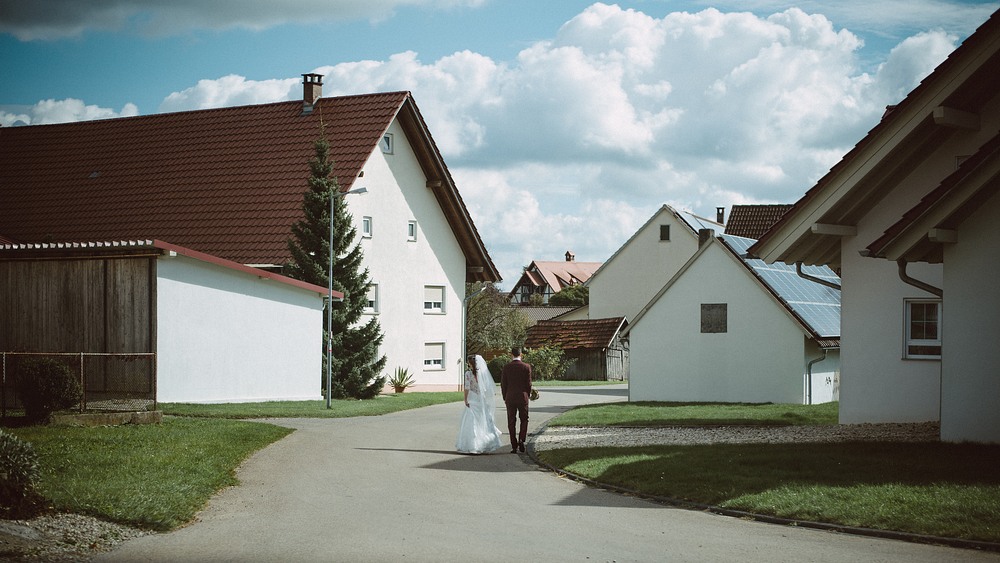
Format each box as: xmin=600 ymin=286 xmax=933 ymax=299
xmin=159 ymin=391 xmax=462 ymax=418
xmin=9 ymin=417 xmax=292 ymax=530
xmin=537 ymin=402 xmax=1000 ymax=543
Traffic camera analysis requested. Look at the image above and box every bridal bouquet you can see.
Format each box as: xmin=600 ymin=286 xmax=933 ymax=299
xmin=530 ymin=389 xmax=539 ymax=401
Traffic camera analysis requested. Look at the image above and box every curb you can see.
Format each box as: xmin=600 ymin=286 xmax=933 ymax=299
xmin=524 ymin=423 xmax=1000 ymax=554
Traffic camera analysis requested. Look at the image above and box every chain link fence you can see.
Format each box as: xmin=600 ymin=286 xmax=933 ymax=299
xmin=1 ymin=352 xmax=156 ymax=417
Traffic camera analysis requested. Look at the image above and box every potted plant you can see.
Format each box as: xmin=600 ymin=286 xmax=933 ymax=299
xmin=388 ymin=367 xmax=415 ymax=394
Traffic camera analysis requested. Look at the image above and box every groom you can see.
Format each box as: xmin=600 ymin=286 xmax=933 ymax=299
xmin=500 ymin=346 xmax=533 ymax=454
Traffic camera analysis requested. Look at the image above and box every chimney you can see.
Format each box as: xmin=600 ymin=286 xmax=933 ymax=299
xmin=565 ymin=251 xmax=575 ymax=262
xmin=302 ymin=73 xmax=323 ymax=114
xmin=716 ymin=206 xmax=725 ymax=224
xmin=698 ymin=228 xmax=715 ymax=248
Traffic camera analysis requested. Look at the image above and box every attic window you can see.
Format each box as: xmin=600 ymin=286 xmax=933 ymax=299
xmin=659 ymin=225 xmax=670 ymax=241
xmin=701 ymin=303 xmax=727 ymax=333
xmin=381 ymin=133 xmax=394 ymax=154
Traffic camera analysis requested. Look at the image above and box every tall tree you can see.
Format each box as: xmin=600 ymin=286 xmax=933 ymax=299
xmin=287 ymin=132 xmax=386 ymax=399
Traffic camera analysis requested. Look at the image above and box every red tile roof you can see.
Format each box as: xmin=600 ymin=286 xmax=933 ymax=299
xmin=525 ymin=317 xmax=627 ymax=351
xmin=724 ymin=204 xmax=793 ymax=239
xmin=0 ymin=92 xmax=499 ymax=281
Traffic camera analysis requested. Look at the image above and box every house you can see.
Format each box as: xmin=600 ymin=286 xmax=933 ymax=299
xmin=587 ymin=205 xmax=723 ymax=323
xmin=508 ymin=251 xmax=601 ymax=305
xmin=0 ymin=239 xmax=338 ymax=404
xmin=0 ymin=74 xmax=500 ymax=399
xmin=724 ymin=204 xmax=794 ymax=239
xmin=624 ymin=232 xmax=841 ymax=404
xmin=525 ymin=317 xmax=629 ymax=381
xmin=748 ymin=10 xmax=1000 ymax=442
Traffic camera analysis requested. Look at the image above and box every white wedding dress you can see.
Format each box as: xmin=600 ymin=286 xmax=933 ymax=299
xmin=456 ymin=355 xmax=503 ymax=454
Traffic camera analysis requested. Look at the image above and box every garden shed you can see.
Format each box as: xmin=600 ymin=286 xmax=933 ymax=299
xmin=0 ymin=240 xmax=336 ymax=406
xmin=524 ymin=317 xmax=628 ymax=381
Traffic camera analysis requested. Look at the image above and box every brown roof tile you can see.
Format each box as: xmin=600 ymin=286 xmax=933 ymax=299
xmin=0 ymin=92 xmax=499 ymax=281
xmin=524 ymin=317 xmax=627 ymax=351
xmin=724 ymin=204 xmax=793 ymax=239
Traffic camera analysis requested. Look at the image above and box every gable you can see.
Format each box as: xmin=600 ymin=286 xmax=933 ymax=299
xmin=750 ymin=10 xmax=1000 ymax=269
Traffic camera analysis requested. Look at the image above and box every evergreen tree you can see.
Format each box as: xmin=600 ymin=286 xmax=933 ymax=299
xmin=287 ymin=133 xmax=387 ymax=399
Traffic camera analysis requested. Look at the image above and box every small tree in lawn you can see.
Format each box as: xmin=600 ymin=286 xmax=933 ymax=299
xmin=287 ymin=132 xmax=387 ymax=399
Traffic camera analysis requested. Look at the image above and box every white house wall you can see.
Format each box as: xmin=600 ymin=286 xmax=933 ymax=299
xmin=156 ymin=255 xmax=323 ymax=403
xmin=804 ymin=340 xmax=839 ymax=404
xmin=630 ymin=242 xmax=810 ymax=404
xmin=589 ymin=208 xmax=704 ymax=322
xmin=349 ymin=119 xmax=467 ymax=391
xmin=941 ymin=189 xmax=1000 ymax=442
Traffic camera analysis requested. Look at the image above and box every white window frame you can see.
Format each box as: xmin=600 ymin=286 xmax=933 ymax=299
xmin=904 ymin=299 xmax=942 ymax=360
xmin=423 ymin=285 xmax=445 ymax=314
xmin=362 ymin=216 xmax=373 ymax=238
xmin=424 ymin=342 xmax=445 ymax=370
xmin=381 ymin=133 xmax=394 ymax=154
xmin=407 ymin=220 xmax=418 ymax=242
xmin=364 ymin=283 xmax=379 ymax=314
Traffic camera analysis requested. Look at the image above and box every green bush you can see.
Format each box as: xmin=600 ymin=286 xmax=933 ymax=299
xmin=487 ymin=355 xmax=511 ymax=381
xmin=15 ymin=357 xmax=82 ymax=422
xmin=524 ymin=345 xmax=576 ymax=381
xmin=0 ymin=429 xmax=45 ymax=518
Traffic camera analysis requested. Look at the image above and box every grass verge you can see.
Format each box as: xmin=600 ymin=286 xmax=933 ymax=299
xmin=538 ymin=401 xmax=1000 ymax=543
xmin=160 ymin=391 xmax=462 ymax=418
xmin=549 ymin=400 xmax=838 ymax=427
xmin=9 ymin=417 xmax=291 ymax=530
xmin=537 ymin=442 xmax=1000 ymax=542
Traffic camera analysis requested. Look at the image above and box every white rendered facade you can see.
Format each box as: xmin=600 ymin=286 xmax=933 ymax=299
xmin=156 ymin=254 xmax=324 ymax=403
xmin=628 ymin=239 xmax=839 ymax=404
xmin=348 ymin=120 xmax=468 ymax=391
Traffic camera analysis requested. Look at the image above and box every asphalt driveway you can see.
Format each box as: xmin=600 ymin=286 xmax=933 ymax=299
xmin=96 ymin=385 xmax=998 ymax=562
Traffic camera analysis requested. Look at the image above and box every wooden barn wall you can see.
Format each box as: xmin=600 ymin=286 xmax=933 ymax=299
xmin=0 ymin=257 xmax=155 ymax=353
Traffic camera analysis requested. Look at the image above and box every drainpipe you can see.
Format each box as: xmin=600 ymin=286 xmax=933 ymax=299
xmin=796 ymin=262 xmax=841 ymax=290
xmin=896 ymin=259 xmax=943 ymax=297
xmin=805 ymin=349 xmax=828 ymax=405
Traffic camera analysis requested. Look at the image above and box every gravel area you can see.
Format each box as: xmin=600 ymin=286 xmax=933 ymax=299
xmin=1 ymin=422 xmax=939 ymax=561
xmin=0 ymin=513 xmax=148 ymax=562
xmin=533 ymin=421 xmax=941 ymax=450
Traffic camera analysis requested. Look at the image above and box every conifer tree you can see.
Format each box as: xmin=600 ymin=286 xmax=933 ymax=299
xmin=287 ymin=133 xmax=387 ymax=399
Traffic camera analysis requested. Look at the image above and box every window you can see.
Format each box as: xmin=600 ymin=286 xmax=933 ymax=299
xmin=424 ymin=285 xmax=444 ymax=313
xmin=381 ymin=133 xmax=394 ymax=154
xmin=905 ymin=300 xmax=941 ymax=359
xmin=362 ymin=216 xmax=373 ymax=238
xmin=364 ymin=284 xmax=378 ymax=314
xmin=424 ymin=342 xmax=444 ymax=370
xmin=408 ymin=220 xmax=418 ymax=242
xmin=701 ymin=303 xmax=727 ymax=333
xmin=660 ymin=224 xmax=671 ymax=241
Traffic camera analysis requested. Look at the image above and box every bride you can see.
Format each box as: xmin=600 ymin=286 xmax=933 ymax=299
xmin=456 ymin=354 xmax=503 ymax=454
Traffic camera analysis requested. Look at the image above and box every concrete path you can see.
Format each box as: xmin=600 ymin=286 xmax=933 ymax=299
xmin=96 ymin=385 xmax=998 ymax=562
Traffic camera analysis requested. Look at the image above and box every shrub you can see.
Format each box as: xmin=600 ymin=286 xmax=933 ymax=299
xmin=487 ymin=355 xmax=511 ymax=381
xmin=15 ymin=357 xmax=82 ymax=422
xmin=0 ymin=430 xmax=45 ymax=518
xmin=524 ymin=345 xmax=576 ymax=381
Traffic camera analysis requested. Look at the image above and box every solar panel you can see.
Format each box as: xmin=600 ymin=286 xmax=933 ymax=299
xmin=721 ymin=234 xmax=841 ymax=338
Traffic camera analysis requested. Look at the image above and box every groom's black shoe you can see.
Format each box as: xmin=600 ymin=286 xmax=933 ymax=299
xmin=510 ymin=447 xmax=518 ymax=454
xmin=518 ymin=442 xmax=525 ymax=453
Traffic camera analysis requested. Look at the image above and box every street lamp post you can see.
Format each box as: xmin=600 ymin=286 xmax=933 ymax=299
xmin=327 ymin=186 xmax=368 ymax=409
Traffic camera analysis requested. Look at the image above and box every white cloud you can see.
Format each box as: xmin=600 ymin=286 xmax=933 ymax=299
xmin=158 ymin=75 xmax=299 ymax=112
xmin=5 ymin=3 xmax=968 ymax=285
xmin=0 ymin=98 xmax=138 ymax=125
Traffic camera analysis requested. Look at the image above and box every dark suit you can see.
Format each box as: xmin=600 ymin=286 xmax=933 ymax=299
xmin=500 ymin=358 xmax=532 ymax=450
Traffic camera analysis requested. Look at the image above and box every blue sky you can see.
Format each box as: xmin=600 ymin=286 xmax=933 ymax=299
xmin=1 ymin=0 xmax=997 ymax=286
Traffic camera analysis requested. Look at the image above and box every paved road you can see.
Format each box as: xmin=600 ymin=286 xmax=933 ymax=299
xmin=97 ymin=385 xmax=998 ymax=562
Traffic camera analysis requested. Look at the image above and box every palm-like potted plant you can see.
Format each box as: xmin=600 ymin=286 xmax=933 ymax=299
xmin=388 ymin=367 xmax=415 ymax=394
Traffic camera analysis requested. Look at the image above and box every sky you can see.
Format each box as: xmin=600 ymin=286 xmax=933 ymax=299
xmin=1 ymin=1 xmax=997 ymax=288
